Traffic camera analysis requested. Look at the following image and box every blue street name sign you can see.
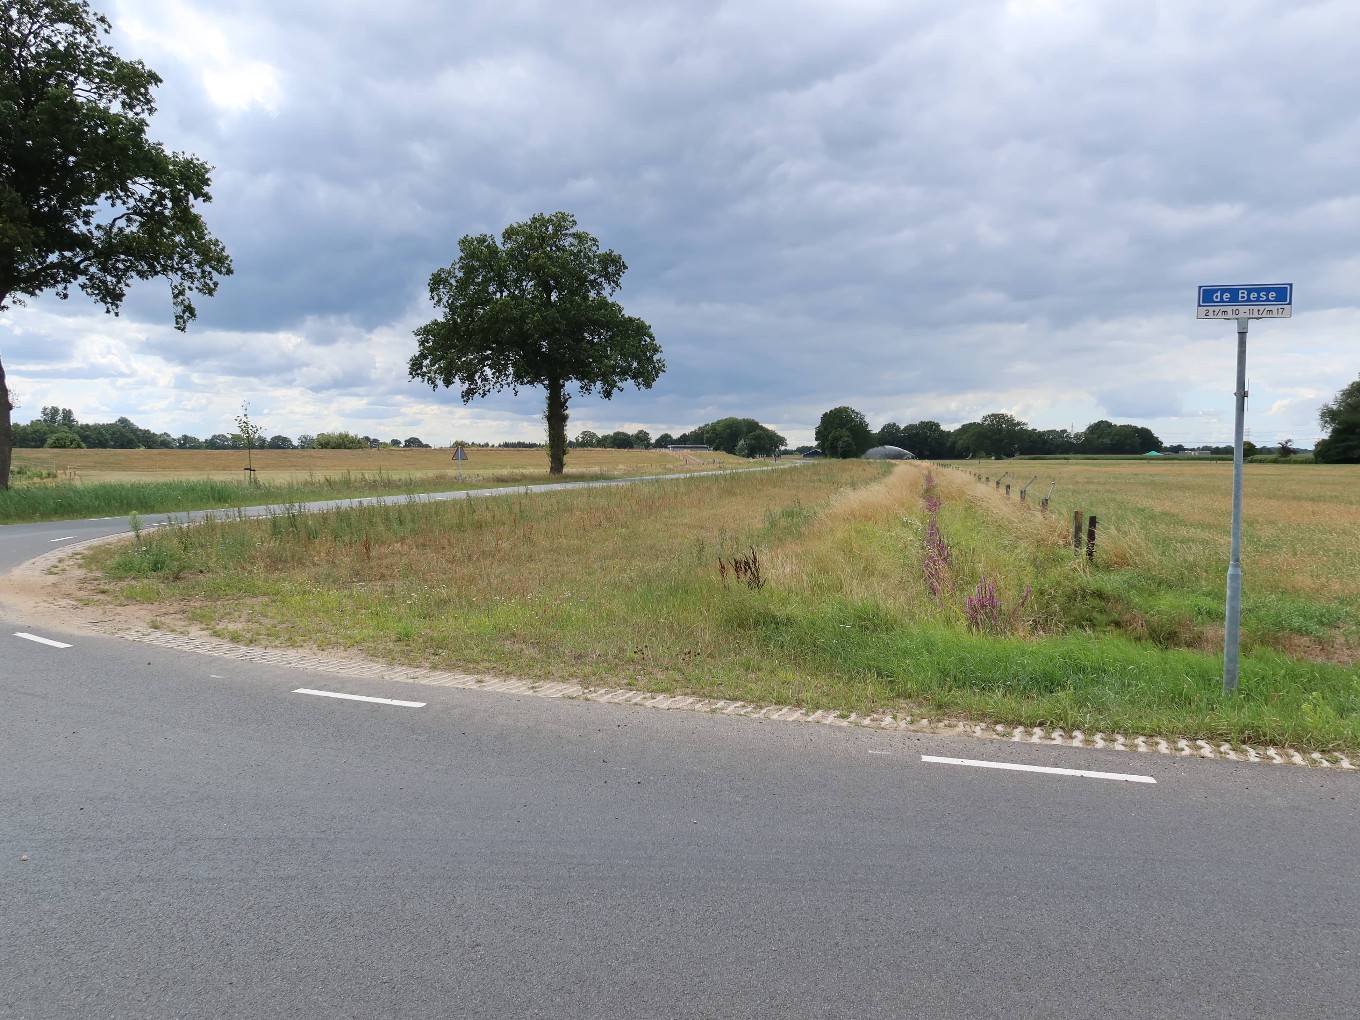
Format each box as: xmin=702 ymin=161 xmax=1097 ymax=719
xmin=1197 ymin=283 xmax=1292 ymax=319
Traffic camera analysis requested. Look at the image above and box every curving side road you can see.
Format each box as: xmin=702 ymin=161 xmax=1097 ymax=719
xmin=2 ymin=469 xmax=1358 ymax=1019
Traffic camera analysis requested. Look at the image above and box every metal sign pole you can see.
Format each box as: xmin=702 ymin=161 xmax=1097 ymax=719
xmin=1197 ymin=283 xmax=1292 ymax=694
xmin=1223 ymin=317 xmax=1248 ymax=692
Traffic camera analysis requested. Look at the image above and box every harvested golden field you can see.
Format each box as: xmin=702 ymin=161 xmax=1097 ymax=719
xmin=12 ymin=446 xmax=742 ymax=484
xmin=945 ymin=459 xmax=1360 ymax=603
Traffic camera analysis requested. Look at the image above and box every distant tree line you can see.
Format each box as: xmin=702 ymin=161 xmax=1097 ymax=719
xmin=26 ymin=387 xmax=1354 ymax=466
xmin=813 ymin=406 xmax=1166 ymax=459
xmin=13 ymin=407 xmax=178 ymax=450
xmin=570 ymin=417 xmax=787 ymax=457
xmin=11 ymin=408 xmax=430 ymax=452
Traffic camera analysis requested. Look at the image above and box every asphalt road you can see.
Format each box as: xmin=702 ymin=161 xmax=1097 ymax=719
xmin=2 ymin=499 xmax=1357 ymax=1019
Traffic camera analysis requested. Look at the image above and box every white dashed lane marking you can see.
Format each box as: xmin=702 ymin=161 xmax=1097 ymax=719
xmin=97 ymin=628 xmax=1354 ymax=770
xmin=293 ymin=688 xmax=425 ymax=708
xmin=14 ymin=632 xmax=73 ymax=649
xmin=921 ymin=754 xmax=1157 ymax=784
xmin=47 ymin=536 xmax=77 ymax=542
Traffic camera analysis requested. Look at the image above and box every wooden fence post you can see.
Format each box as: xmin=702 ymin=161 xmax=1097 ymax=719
xmin=1072 ymin=510 xmax=1083 ymax=555
xmin=1086 ymin=515 xmax=1098 ymax=562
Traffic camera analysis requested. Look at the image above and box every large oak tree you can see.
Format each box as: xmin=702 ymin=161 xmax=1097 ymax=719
xmin=409 ymin=211 xmax=663 ymax=475
xmin=0 ymin=0 xmax=232 ymax=488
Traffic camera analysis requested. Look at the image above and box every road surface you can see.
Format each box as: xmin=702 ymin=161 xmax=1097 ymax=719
xmin=2 ymin=491 xmax=1356 ymax=1019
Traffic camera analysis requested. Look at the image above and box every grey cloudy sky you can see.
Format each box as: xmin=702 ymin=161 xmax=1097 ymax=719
xmin=4 ymin=0 xmax=1357 ymax=446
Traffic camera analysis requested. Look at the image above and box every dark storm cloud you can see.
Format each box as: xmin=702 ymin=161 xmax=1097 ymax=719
xmin=5 ymin=0 xmax=1354 ymax=442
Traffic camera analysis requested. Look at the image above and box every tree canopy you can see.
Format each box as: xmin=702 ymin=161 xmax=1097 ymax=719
xmin=409 ymin=211 xmax=663 ymax=475
xmin=815 ymin=406 xmax=873 ymax=458
xmin=898 ymin=420 xmax=951 ymax=459
xmin=12 ymin=409 xmax=173 ymax=449
xmin=665 ymin=417 xmax=786 ymax=456
xmin=43 ymin=427 xmax=81 ymax=447
xmin=739 ymin=425 xmax=786 ymax=457
xmin=1314 ymin=376 xmax=1360 ymax=463
xmin=0 ymin=0 xmax=232 ymax=487
xmin=314 ymin=431 xmax=366 ymax=450
xmin=700 ymin=417 xmax=760 ymax=454
xmin=1318 ymin=376 xmax=1360 ymax=433
xmin=1079 ymin=419 xmax=1159 ymax=455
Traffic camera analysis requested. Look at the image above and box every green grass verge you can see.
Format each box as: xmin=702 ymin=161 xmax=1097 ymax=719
xmin=81 ymin=463 xmax=1360 ymax=753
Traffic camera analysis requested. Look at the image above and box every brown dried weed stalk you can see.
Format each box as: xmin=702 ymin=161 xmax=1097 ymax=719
xmin=718 ymin=547 xmax=765 ymax=590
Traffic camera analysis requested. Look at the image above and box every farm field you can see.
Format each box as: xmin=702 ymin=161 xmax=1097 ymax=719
xmin=9 ymin=446 xmax=738 ymax=484
xmin=2 ymin=447 xmax=751 ymax=523
xmin=938 ymin=458 xmax=1360 ymax=654
xmin=79 ymin=458 xmax=1360 ymax=752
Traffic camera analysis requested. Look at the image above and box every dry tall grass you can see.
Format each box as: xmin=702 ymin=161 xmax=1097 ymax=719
xmin=86 ymin=460 xmax=888 ymax=674
xmin=765 ymin=462 xmax=926 ymax=606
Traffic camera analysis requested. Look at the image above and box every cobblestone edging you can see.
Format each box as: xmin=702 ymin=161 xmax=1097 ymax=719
xmin=15 ymin=531 xmax=135 ymax=575
xmin=113 ymin=625 xmax=1355 ymax=771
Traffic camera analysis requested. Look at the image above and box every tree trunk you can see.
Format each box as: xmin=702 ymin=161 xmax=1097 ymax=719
xmin=545 ymin=379 xmax=569 ymax=475
xmin=0 ymin=352 xmax=12 ymax=491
